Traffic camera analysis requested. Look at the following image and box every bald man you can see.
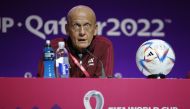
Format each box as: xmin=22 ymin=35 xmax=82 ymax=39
xmin=38 ymin=5 xmax=114 ymax=78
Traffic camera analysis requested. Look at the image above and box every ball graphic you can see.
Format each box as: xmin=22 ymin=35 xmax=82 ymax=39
xmin=136 ymin=39 xmax=175 ymax=77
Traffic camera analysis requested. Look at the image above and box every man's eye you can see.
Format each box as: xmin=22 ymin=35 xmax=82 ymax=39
xmin=84 ymin=24 xmax=90 ymax=27
xmin=73 ymin=24 xmax=80 ymax=28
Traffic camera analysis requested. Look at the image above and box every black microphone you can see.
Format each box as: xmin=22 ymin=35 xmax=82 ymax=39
xmin=85 ymin=49 xmax=106 ymax=78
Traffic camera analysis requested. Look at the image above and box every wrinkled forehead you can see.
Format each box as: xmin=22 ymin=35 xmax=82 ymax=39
xmin=67 ymin=6 xmax=96 ymax=24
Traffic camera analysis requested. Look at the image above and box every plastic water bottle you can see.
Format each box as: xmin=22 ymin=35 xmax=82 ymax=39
xmin=43 ymin=40 xmax=56 ymax=78
xmin=56 ymin=41 xmax=70 ymax=78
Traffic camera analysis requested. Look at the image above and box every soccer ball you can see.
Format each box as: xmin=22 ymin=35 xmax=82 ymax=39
xmin=136 ymin=39 xmax=175 ymax=77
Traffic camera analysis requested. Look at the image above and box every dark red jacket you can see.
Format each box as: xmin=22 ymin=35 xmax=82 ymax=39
xmin=38 ymin=36 xmax=114 ymax=78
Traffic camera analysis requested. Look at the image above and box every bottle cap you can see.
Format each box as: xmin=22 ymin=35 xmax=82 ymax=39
xmin=58 ymin=41 xmax=65 ymax=49
xmin=46 ymin=40 xmax=50 ymax=45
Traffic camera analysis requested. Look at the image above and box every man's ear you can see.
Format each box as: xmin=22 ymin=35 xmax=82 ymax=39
xmin=93 ymin=24 xmax=98 ymax=36
xmin=65 ymin=23 xmax=69 ymax=35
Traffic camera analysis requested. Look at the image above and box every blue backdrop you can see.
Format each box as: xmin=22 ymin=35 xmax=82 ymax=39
xmin=0 ymin=0 xmax=190 ymax=78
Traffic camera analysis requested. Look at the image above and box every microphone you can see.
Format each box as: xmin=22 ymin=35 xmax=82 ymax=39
xmin=85 ymin=49 xmax=106 ymax=78
xmin=78 ymin=53 xmax=83 ymax=65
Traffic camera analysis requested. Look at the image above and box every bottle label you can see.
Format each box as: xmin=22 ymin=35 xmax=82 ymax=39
xmin=58 ymin=63 xmax=69 ymax=78
xmin=56 ymin=57 xmax=64 ymax=67
xmin=44 ymin=53 xmax=51 ymax=57
xmin=44 ymin=53 xmax=54 ymax=58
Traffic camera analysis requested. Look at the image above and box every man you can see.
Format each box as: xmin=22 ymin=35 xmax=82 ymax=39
xmin=38 ymin=5 xmax=114 ymax=78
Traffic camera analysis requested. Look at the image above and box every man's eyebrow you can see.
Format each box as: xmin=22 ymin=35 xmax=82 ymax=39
xmin=84 ymin=23 xmax=91 ymax=25
xmin=74 ymin=22 xmax=81 ymax=25
xmin=72 ymin=22 xmax=91 ymax=26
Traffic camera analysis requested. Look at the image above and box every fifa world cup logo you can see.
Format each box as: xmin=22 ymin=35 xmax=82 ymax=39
xmin=83 ymin=90 xmax=104 ymax=109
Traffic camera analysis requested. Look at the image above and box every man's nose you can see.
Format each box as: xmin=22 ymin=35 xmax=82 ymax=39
xmin=79 ymin=26 xmax=85 ymax=36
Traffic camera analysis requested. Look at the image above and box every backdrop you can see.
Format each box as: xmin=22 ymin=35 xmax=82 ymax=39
xmin=0 ymin=0 xmax=190 ymax=78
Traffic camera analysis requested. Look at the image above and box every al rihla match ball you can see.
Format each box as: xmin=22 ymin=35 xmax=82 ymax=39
xmin=136 ymin=39 xmax=175 ymax=77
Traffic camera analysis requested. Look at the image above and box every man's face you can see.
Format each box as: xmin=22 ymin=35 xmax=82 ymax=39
xmin=66 ymin=10 xmax=97 ymax=51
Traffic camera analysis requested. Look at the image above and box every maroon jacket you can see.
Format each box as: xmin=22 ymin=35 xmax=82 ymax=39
xmin=38 ymin=36 xmax=114 ymax=78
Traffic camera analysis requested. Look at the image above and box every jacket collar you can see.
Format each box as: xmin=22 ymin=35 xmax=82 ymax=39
xmin=66 ymin=36 xmax=95 ymax=58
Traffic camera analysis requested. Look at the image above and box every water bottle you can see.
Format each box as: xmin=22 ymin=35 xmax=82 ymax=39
xmin=56 ymin=41 xmax=70 ymax=78
xmin=43 ymin=40 xmax=56 ymax=78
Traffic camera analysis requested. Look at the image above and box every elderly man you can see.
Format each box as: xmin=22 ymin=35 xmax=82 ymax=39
xmin=38 ymin=5 xmax=114 ymax=78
